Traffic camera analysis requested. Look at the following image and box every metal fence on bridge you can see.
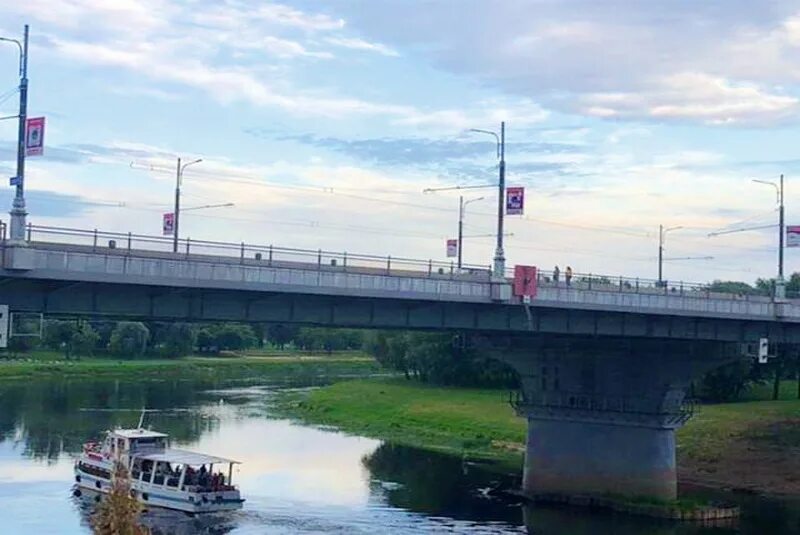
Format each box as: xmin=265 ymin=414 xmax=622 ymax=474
xmin=0 ymin=222 xmax=791 ymax=303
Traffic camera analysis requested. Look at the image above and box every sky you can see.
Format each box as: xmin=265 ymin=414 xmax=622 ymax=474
xmin=2 ymin=0 xmax=800 ymax=284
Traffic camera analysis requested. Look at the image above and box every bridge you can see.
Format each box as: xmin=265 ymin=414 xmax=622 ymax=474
xmin=3 ymin=222 xmax=799 ymax=502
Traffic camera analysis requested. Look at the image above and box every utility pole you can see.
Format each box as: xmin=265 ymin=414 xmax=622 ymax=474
xmin=173 ymin=157 xmax=202 ymax=253
xmin=778 ymin=173 xmax=785 ymax=299
xmin=3 ymin=25 xmax=28 ymax=242
xmin=458 ymin=196 xmax=464 ymax=271
xmin=173 ymin=158 xmax=181 ymax=253
xmin=457 ymin=195 xmax=485 ymax=270
xmin=495 ymin=121 xmax=506 ymax=279
xmin=658 ymin=225 xmax=683 ymax=285
xmin=753 ymin=175 xmax=786 ymax=299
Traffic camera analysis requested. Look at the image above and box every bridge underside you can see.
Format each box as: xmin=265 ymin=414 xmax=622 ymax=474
xmin=0 ymin=277 xmax=794 ymax=343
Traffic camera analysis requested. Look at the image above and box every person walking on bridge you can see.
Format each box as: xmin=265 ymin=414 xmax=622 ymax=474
xmin=553 ymin=265 xmax=560 ymax=284
xmin=565 ymin=266 xmax=573 ymax=287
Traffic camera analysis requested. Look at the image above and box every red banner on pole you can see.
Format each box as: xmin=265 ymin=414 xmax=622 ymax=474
xmin=446 ymin=239 xmax=458 ymax=258
xmin=506 ymin=186 xmax=524 ymax=215
xmin=162 ymin=213 xmax=175 ymax=236
xmin=513 ymin=265 xmax=537 ymax=297
xmin=25 ymin=117 xmax=45 ymax=156
xmin=787 ymin=225 xmax=800 ymax=247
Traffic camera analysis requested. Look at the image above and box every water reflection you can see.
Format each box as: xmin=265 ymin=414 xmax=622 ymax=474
xmin=0 ymin=377 xmax=799 ymax=534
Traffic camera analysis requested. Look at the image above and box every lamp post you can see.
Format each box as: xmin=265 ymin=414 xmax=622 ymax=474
xmin=457 ymin=195 xmax=484 ymax=270
xmin=1 ymin=25 xmax=28 ymax=242
xmin=658 ymin=225 xmax=683 ymax=285
xmin=173 ymin=157 xmax=202 ymax=253
xmin=469 ymin=122 xmax=506 ymax=278
xmin=753 ymin=175 xmax=785 ymax=299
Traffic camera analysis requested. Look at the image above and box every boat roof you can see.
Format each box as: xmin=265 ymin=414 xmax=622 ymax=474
xmin=110 ymin=428 xmax=168 ymax=439
xmin=134 ymin=448 xmax=240 ymax=465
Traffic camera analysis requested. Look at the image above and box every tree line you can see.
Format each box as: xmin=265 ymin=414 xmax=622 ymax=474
xmin=9 ymin=321 xmax=365 ymax=359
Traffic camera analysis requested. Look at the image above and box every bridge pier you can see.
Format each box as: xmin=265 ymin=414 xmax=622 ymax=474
xmin=497 ymin=337 xmax=738 ymax=501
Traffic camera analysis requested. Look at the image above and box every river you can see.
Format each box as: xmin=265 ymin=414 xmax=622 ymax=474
xmin=0 ymin=375 xmax=798 ymax=534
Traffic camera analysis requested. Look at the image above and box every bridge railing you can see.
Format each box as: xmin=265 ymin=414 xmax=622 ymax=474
xmin=529 ymin=267 xmax=784 ymax=302
xmin=2 ymin=222 xmax=794 ymax=302
xmin=13 ymin=223 xmax=495 ymax=281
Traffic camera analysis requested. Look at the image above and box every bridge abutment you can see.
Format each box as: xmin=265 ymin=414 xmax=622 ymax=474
xmin=494 ymin=337 xmax=738 ymax=501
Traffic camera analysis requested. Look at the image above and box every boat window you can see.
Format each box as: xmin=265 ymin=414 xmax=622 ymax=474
xmin=166 ymin=463 xmax=182 ymax=488
xmin=78 ymin=462 xmax=111 ymax=480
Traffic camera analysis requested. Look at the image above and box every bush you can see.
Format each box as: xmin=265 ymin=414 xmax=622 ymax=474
xmin=363 ymin=331 xmax=518 ymax=388
xmin=109 ymin=322 xmax=150 ymax=358
xmin=157 ymin=323 xmax=196 ymax=358
xmin=42 ymin=320 xmax=99 ymax=359
xmin=195 ymin=323 xmax=257 ymax=351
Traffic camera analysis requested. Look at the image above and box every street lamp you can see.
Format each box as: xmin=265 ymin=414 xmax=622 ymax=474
xmin=173 ymin=157 xmax=203 ymax=253
xmin=469 ymin=122 xmax=506 ymax=279
xmin=1 ymin=25 xmax=28 ymax=242
xmin=753 ymin=175 xmax=785 ymax=299
xmin=457 ymin=195 xmax=484 ymax=270
xmin=658 ymin=225 xmax=683 ymax=285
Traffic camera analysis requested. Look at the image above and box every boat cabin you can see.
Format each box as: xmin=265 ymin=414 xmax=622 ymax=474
xmin=104 ymin=429 xmax=168 ymax=459
xmin=130 ymin=449 xmax=240 ymax=493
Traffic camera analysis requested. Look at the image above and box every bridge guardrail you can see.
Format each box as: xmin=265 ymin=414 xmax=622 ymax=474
xmin=1 ymin=222 xmax=792 ymax=303
xmin=527 ymin=268 xmax=786 ymax=303
xmin=9 ymin=223 xmax=495 ymax=281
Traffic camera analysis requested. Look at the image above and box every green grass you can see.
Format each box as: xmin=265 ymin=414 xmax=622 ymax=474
xmin=740 ymin=379 xmax=799 ymax=401
xmin=280 ymin=377 xmax=800 ymax=473
xmin=0 ymin=351 xmax=382 ymax=381
xmin=677 ymin=397 xmax=800 ymax=461
xmin=277 ymin=377 xmax=526 ymax=466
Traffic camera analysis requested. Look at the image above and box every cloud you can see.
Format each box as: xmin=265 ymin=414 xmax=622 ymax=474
xmin=336 ymin=1 xmax=800 ymax=126
xmin=249 ymin=3 xmax=345 ymax=31
xmin=270 ymin=133 xmax=579 ymax=171
xmin=577 ymin=73 xmax=799 ymax=125
xmin=0 ymin=188 xmax=100 ymax=218
xmin=325 ymin=37 xmax=399 ymax=57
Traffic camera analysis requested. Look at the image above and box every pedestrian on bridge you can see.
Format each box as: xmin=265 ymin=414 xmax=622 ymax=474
xmin=565 ymin=266 xmax=573 ymax=287
xmin=553 ymin=265 xmax=560 ymax=284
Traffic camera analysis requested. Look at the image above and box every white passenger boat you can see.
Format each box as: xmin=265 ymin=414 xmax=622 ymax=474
xmin=74 ymin=426 xmax=244 ymax=514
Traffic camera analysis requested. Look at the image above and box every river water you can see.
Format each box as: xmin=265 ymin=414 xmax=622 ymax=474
xmin=0 ymin=376 xmax=798 ymax=534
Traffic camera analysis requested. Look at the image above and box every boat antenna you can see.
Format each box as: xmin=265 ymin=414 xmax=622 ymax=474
xmin=137 ymin=407 xmax=147 ymax=429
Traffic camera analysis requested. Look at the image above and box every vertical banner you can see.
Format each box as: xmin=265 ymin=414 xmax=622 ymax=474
xmin=25 ymin=117 xmax=45 ymax=156
xmin=506 ymin=186 xmax=524 ymax=215
xmin=787 ymin=225 xmax=800 ymax=247
xmin=513 ymin=265 xmax=538 ymax=297
xmin=446 ymin=239 xmax=458 ymax=258
xmin=162 ymin=213 xmax=175 ymax=236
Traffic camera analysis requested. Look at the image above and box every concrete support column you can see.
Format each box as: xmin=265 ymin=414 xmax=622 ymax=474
xmin=524 ymin=416 xmax=676 ymax=499
xmin=493 ymin=336 xmax=739 ymax=501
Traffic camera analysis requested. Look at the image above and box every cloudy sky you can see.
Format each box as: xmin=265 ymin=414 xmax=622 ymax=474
xmin=2 ymin=0 xmax=800 ymax=283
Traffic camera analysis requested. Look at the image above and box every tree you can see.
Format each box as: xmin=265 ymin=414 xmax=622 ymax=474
xmin=266 ymin=324 xmax=299 ymax=350
xmin=363 ymin=330 xmax=518 ymax=388
xmin=157 ymin=323 xmax=196 ymax=358
xmin=92 ymin=462 xmax=149 ymax=535
xmin=706 ymin=280 xmax=762 ymax=296
xmin=195 ymin=323 xmax=257 ymax=352
xmin=697 ymin=360 xmax=754 ymax=402
xmin=42 ymin=320 xmax=98 ymax=359
xmin=295 ymin=328 xmax=363 ymax=353
xmin=109 ymin=322 xmax=150 ymax=358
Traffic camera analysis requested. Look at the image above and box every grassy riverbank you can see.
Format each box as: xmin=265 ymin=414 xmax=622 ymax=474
xmin=0 ymin=351 xmax=382 ymax=381
xmin=281 ymin=377 xmax=800 ymax=494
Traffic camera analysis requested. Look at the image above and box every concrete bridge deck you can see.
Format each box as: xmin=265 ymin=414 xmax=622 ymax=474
xmin=2 ymin=228 xmax=800 ymax=345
